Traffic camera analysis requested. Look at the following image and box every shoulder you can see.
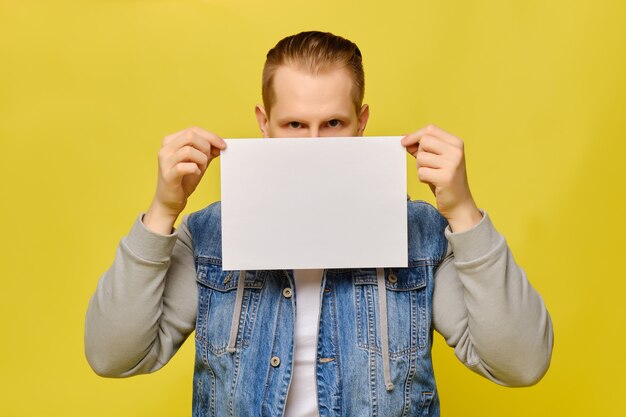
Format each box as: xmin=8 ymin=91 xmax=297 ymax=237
xmin=186 ymin=201 xmax=222 ymax=234
xmin=187 ymin=201 xmax=221 ymax=223
xmin=407 ymin=200 xmax=449 ymax=262
xmin=407 ymin=200 xmax=448 ymax=230
xmin=185 ymin=201 xmax=224 ymax=258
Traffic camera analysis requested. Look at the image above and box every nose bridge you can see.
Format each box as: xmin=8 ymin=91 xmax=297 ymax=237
xmin=309 ymin=125 xmax=320 ymax=137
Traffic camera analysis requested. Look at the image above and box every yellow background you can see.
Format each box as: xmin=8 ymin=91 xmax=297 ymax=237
xmin=1 ymin=0 xmax=625 ymax=415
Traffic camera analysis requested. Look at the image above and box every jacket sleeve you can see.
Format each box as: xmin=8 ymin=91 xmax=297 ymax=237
xmin=84 ymin=213 xmax=198 ymax=377
xmin=432 ymin=209 xmax=554 ymax=387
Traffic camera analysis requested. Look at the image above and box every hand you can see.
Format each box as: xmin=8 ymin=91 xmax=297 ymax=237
xmin=401 ymin=124 xmax=482 ymax=232
xmin=144 ymin=126 xmax=226 ymax=233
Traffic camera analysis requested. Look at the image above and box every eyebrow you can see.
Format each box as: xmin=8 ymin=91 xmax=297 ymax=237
xmin=276 ymin=114 xmax=352 ymax=124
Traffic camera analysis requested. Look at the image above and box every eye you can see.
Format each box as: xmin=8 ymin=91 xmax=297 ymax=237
xmin=327 ymin=119 xmax=341 ymax=128
xmin=288 ymin=121 xmax=302 ymax=129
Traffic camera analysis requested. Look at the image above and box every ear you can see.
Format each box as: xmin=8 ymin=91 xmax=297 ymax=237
xmin=357 ymin=104 xmax=370 ymax=136
xmin=255 ymin=104 xmax=270 ymax=138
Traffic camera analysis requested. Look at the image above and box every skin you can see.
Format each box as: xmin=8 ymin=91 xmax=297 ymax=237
xmin=144 ymin=64 xmax=482 ymax=235
xmin=254 ymin=65 xmax=369 ymax=138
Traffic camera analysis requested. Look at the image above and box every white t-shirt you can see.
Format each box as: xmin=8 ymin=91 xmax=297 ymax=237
xmin=284 ymin=269 xmax=324 ymax=417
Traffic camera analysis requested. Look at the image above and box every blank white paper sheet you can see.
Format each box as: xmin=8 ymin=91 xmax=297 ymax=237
xmin=220 ymin=136 xmax=407 ymax=270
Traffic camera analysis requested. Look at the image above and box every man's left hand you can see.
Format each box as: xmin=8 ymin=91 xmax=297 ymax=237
xmin=401 ymin=124 xmax=483 ymax=233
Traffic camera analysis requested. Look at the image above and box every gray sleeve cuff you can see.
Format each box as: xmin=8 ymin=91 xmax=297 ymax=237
xmin=125 ymin=212 xmax=179 ymax=263
xmin=443 ymin=209 xmax=503 ymax=263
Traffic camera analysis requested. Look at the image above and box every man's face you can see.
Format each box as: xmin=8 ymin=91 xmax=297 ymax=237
xmin=256 ymin=64 xmax=369 ymax=138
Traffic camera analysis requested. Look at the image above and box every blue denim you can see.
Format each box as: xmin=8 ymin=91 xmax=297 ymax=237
xmin=187 ymin=200 xmax=449 ymax=416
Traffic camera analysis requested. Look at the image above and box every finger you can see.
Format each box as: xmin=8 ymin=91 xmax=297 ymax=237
xmin=417 ymin=166 xmax=441 ymax=185
xmin=402 ymin=124 xmax=462 ymax=149
xmin=167 ymin=131 xmax=225 ymax=160
xmin=400 ymin=125 xmax=441 ymax=154
xmin=403 ymin=133 xmax=447 ymax=157
xmin=418 ymin=135 xmax=448 ymax=156
xmin=164 ymin=162 xmax=202 ymax=182
xmin=401 ymin=131 xmax=425 ymax=157
xmin=401 ymin=122 xmax=442 ymax=144
xmin=167 ymin=145 xmax=209 ymax=173
xmin=416 ymin=166 xmax=439 ymax=198
xmin=162 ymin=126 xmax=210 ymax=145
xmin=164 ymin=127 xmax=227 ymax=153
xmin=188 ymin=126 xmax=227 ymax=150
xmin=166 ymin=132 xmax=209 ymax=157
xmin=416 ymin=150 xmax=442 ymax=169
xmin=421 ymin=124 xmax=462 ymax=147
xmin=405 ymin=143 xmax=419 ymax=157
xmin=193 ymin=132 xmax=227 ymax=159
xmin=418 ymin=166 xmax=452 ymax=189
xmin=162 ymin=127 xmax=193 ymax=146
xmin=400 ymin=130 xmax=424 ymax=148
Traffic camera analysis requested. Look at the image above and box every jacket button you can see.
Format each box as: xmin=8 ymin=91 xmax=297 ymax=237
xmin=388 ymin=273 xmax=398 ymax=284
xmin=270 ymin=356 xmax=281 ymax=367
xmin=282 ymin=288 xmax=293 ymax=298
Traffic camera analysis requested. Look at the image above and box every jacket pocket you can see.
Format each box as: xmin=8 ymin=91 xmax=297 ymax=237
xmin=195 ymin=257 xmax=265 ymax=355
xmin=353 ymin=266 xmax=431 ymax=357
xmin=418 ymin=391 xmax=434 ymax=416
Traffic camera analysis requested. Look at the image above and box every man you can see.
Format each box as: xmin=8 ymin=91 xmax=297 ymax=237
xmin=85 ymin=31 xmax=553 ymax=416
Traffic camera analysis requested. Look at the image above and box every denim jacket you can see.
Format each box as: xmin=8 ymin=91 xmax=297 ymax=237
xmin=187 ymin=199 xmax=449 ymax=417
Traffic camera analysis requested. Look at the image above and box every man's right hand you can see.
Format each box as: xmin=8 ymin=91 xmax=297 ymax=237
xmin=143 ymin=126 xmax=226 ymax=235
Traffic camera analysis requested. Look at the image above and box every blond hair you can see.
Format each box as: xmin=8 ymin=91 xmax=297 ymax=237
xmin=262 ymin=31 xmax=364 ymax=117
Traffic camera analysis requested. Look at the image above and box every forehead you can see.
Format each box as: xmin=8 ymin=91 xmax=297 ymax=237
xmin=271 ymin=64 xmax=355 ymax=120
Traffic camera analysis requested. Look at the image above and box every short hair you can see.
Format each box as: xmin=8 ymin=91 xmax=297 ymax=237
xmin=262 ymin=31 xmax=364 ymax=117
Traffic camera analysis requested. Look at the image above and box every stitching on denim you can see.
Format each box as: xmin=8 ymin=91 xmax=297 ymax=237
xmin=368 ymin=324 xmax=378 ymax=417
xmin=197 ymin=378 xmax=205 ymax=416
xmin=261 ymin=274 xmax=288 ymax=414
xmin=235 ymin=288 xmax=249 ymax=350
xmin=354 ymin=274 xmax=365 ymax=348
xmin=228 ymin=339 xmax=242 ymax=417
xmin=199 ymin=280 xmax=260 ymax=355
xmin=365 ymin=284 xmax=378 ymax=416
xmin=195 ymin=285 xmax=207 ymax=348
xmin=208 ymin=363 xmax=216 ymax=417
xmin=402 ymin=334 xmax=418 ymax=417
xmin=209 ymin=364 xmax=216 ymax=416
xmin=196 ymin=265 xmax=264 ymax=292
xmin=367 ymin=285 xmax=376 ymax=353
xmin=277 ymin=271 xmax=297 ymax=416
xmin=194 ymin=283 xmax=217 ymax=417
xmin=195 ymin=255 xmax=223 ymax=266
xmin=204 ymin=291 xmax=237 ymax=355
xmin=328 ymin=274 xmax=344 ymax=416
xmin=243 ymin=288 xmax=262 ymax=347
xmin=193 ymin=354 xmax=217 ymax=416
xmin=356 ymin=273 xmax=429 ymax=358
xmin=410 ymin=290 xmax=419 ymax=350
xmin=418 ymin=287 xmax=427 ymax=350
xmin=353 ymin=267 xmax=428 ymax=291
xmin=418 ymin=391 xmax=434 ymax=416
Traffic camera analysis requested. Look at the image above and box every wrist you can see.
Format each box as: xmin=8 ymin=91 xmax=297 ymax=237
xmin=143 ymin=200 xmax=179 ymax=235
xmin=446 ymin=201 xmax=483 ymax=233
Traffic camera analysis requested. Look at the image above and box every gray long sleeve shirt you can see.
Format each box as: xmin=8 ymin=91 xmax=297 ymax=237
xmin=84 ymin=207 xmax=553 ymax=387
